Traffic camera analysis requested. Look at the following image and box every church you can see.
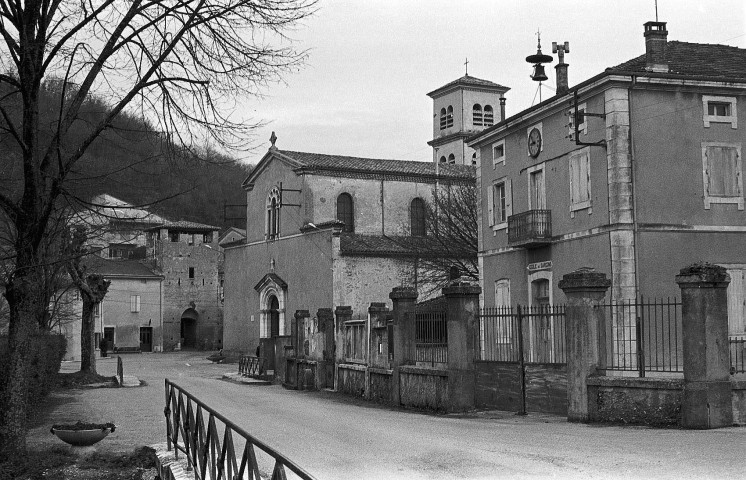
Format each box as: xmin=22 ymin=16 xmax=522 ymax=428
xmin=221 ymin=73 xmax=504 ymax=359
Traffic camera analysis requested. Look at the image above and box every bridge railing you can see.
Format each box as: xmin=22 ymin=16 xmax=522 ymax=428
xmin=164 ymin=379 xmax=316 ymax=480
xmin=238 ymin=354 xmax=263 ymax=377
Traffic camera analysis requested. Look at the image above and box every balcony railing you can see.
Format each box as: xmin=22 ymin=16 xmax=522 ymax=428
xmin=508 ymin=209 xmax=552 ymax=248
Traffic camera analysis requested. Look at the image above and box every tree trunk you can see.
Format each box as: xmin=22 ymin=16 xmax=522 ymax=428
xmin=0 ymin=272 xmax=38 ymax=460
xmin=80 ymin=301 xmax=97 ymax=374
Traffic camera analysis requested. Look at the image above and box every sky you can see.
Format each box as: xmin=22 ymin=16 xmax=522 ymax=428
xmin=235 ymin=0 xmax=746 ymax=164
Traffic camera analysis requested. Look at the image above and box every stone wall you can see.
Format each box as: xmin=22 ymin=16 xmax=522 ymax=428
xmin=399 ymin=366 xmax=449 ymax=411
xmin=587 ymin=376 xmax=684 ymax=426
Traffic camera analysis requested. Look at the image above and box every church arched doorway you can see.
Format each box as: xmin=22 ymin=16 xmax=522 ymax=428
xmin=269 ymin=295 xmax=280 ymax=338
xmin=180 ymin=307 xmax=199 ymax=349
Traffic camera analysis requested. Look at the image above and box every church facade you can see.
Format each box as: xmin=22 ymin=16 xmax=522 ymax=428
xmin=222 ymin=145 xmax=475 ymax=359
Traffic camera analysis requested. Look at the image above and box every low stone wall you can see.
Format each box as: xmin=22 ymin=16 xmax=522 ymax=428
xmin=337 ymin=363 xmax=366 ymax=397
xmin=399 ymin=366 xmax=448 ymax=411
xmin=587 ymin=376 xmax=684 ymax=426
xmin=369 ymin=368 xmax=393 ymax=403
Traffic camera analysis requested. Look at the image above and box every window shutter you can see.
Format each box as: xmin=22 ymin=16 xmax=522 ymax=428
xmin=569 ymin=156 xmax=576 ymax=205
xmin=505 ymin=180 xmax=513 ymax=218
xmin=487 ymin=184 xmax=494 ymax=226
xmin=583 ymin=152 xmax=591 ymax=203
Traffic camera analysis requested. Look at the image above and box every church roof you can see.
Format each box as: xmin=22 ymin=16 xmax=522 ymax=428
xmin=607 ymin=41 xmax=746 ymax=81
xmin=243 ymin=149 xmax=476 ymax=189
xmin=427 ymin=75 xmax=510 ymax=98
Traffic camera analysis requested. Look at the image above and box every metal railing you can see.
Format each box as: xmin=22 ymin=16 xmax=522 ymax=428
xmin=507 ymin=209 xmax=552 ymax=247
xmin=604 ymin=297 xmax=682 ymax=376
xmin=164 ymin=379 xmax=316 ymax=480
xmin=238 ymin=355 xmax=263 ymax=377
xmin=731 ymin=336 xmax=746 ymax=374
xmin=414 ymin=306 xmax=448 ymax=366
xmin=478 ymin=305 xmax=566 ymax=364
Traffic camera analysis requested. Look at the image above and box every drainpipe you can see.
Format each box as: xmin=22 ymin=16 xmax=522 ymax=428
xmin=628 ymin=76 xmax=640 ymax=297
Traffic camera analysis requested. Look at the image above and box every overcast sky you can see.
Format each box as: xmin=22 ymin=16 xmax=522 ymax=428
xmin=236 ymin=0 xmax=746 ymax=164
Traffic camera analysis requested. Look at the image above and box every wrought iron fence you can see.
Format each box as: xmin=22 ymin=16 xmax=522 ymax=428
xmin=414 ymin=306 xmax=448 ymax=366
xmin=731 ymin=336 xmax=746 ymax=374
xmin=238 ymin=355 xmax=263 ymax=377
xmin=164 ymin=379 xmax=316 ymax=480
xmin=478 ymin=305 xmax=566 ymax=364
xmin=343 ymin=318 xmax=367 ymax=363
xmin=604 ymin=297 xmax=682 ymax=376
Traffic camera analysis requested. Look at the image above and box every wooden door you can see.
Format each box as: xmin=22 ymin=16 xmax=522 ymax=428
xmin=727 ymin=268 xmax=746 ymax=335
xmin=140 ymin=327 xmax=153 ymax=352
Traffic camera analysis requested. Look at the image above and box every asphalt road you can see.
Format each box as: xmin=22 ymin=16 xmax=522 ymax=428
xmin=31 ymin=352 xmax=746 ymax=479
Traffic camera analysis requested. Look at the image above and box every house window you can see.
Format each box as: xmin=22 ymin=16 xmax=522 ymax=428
xmin=488 ymin=178 xmax=511 ymax=229
xmin=337 ymin=193 xmax=354 ymax=233
xmin=169 ymin=230 xmax=179 ymax=242
xmin=203 ymin=232 xmax=213 ymax=243
xmin=447 ymin=154 xmax=455 ymax=165
xmin=266 ymin=188 xmax=281 ymax=240
xmin=439 ymin=156 xmax=446 ymax=163
xmin=528 ymin=163 xmax=546 ymax=210
xmin=188 ymin=234 xmax=194 ymax=245
xmin=492 ymin=140 xmax=505 ymax=168
xmin=495 ymin=279 xmax=510 ymax=307
xmin=484 ymin=105 xmax=494 ymax=125
xmin=130 ymin=295 xmax=140 ymax=313
xmin=473 ymin=104 xmax=483 ymax=126
xmin=472 ymin=152 xmax=477 ymax=166
xmin=410 ymin=198 xmax=426 ymax=236
xmin=701 ymin=142 xmax=744 ymax=210
xmin=439 ymin=108 xmax=447 ymax=130
xmin=703 ymin=95 xmax=737 ymax=128
xmin=569 ymin=147 xmax=592 ymax=215
xmin=446 ymin=105 xmax=454 ymax=128
xmin=189 ymin=267 xmax=195 ymax=279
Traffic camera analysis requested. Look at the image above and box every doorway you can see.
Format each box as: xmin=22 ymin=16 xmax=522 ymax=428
xmin=180 ymin=307 xmax=199 ymax=349
xmin=103 ymin=327 xmax=115 ymax=349
xmin=140 ymin=327 xmax=153 ymax=352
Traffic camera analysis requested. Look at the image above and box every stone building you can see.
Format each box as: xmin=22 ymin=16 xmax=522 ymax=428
xmin=146 ymin=220 xmax=223 ymax=351
xmin=469 ymin=21 xmax=746 ymax=339
xmin=222 ymin=143 xmax=475 ymax=362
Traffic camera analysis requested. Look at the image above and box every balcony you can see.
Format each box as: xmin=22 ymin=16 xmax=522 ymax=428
xmin=508 ymin=210 xmax=552 ymax=248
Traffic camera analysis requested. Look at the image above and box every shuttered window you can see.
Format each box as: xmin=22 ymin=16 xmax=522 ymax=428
xmin=569 ymin=147 xmax=591 ymax=214
xmin=701 ymin=142 xmax=743 ymax=210
xmin=337 ymin=193 xmax=354 ymax=233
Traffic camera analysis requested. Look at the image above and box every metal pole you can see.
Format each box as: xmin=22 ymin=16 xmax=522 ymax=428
xmin=517 ymin=305 xmax=527 ymax=415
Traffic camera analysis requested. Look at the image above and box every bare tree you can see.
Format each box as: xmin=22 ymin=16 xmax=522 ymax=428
xmin=0 ymin=0 xmax=315 ymax=458
xmin=395 ymin=183 xmax=479 ymax=295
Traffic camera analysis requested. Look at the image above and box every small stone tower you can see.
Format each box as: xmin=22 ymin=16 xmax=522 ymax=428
xmin=427 ymin=75 xmax=510 ymax=166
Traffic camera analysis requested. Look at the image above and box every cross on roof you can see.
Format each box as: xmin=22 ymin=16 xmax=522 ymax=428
xmin=464 ymin=57 xmax=469 ymax=76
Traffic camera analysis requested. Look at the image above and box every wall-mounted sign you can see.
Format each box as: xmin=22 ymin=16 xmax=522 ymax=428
xmin=527 ymin=261 xmax=552 ymax=272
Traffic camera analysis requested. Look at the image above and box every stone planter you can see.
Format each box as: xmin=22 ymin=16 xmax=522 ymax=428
xmin=51 ymin=422 xmax=116 ymax=447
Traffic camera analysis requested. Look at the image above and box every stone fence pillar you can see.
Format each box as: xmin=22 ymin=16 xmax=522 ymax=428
xmin=390 ymin=287 xmax=417 ymax=406
xmin=368 ymin=303 xmax=390 ymax=369
xmin=293 ymin=310 xmax=309 ymax=358
xmin=676 ymin=263 xmax=733 ymax=429
xmin=558 ymin=268 xmax=611 ymax=422
xmin=317 ymin=308 xmax=334 ymax=390
xmin=443 ymin=281 xmax=481 ymax=412
xmin=389 ymin=287 xmax=418 ymax=367
xmin=333 ymin=306 xmax=352 ymax=390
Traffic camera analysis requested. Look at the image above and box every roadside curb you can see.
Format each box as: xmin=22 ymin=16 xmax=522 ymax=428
xmin=152 ymin=442 xmax=191 ymax=480
xmin=222 ymin=372 xmax=272 ymax=386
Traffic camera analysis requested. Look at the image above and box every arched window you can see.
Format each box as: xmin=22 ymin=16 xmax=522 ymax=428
xmin=410 ymin=198 xmax=426 ymax=236
xmin=439 ymin=156 xmax=447 ymax=163
xmin=473 ymin=104 xmax=483 ymax=126
xmin=439 ymin=108 xmax=447 ymax=130
xmin=446 ymin=106 xmax=454 ymax=128
xmin=447 ymin=153 xmax=455 ymax=165
xmin=337 ymin=193 xmax=354 ymax=233
xmin=484 ymin=105 xmax=494 ymax=125
xmin=266 ymin=188 xmax=280 ymax=240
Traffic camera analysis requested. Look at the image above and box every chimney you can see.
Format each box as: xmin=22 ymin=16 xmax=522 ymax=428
xmin=499 ymin=97 xmax=506 ymax=121
xmin=644 ymin=21 xmax=669 ymax=72
xmin=552 ymin=41 xmax=570 ymax=94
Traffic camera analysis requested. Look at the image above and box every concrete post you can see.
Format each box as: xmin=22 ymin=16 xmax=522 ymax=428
xmin=317 ymin=308 xmax=334 ymax=390
xmin=368 ymin=303 xmax=390 ymax=369
xmin=293 ymin=310 xmax=309 ymax=359
xmin=442 ymin=281 xmax=481 ymax=412
xmin=334 ymin=306 xmax=352 ymax=390
xmin=676 ymin=263 xmax=733 ymax=429
xmin=558 ymin=268 xmax=611 ymax=422
xmin=390 ymin=287 xmax=417 ymax=406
